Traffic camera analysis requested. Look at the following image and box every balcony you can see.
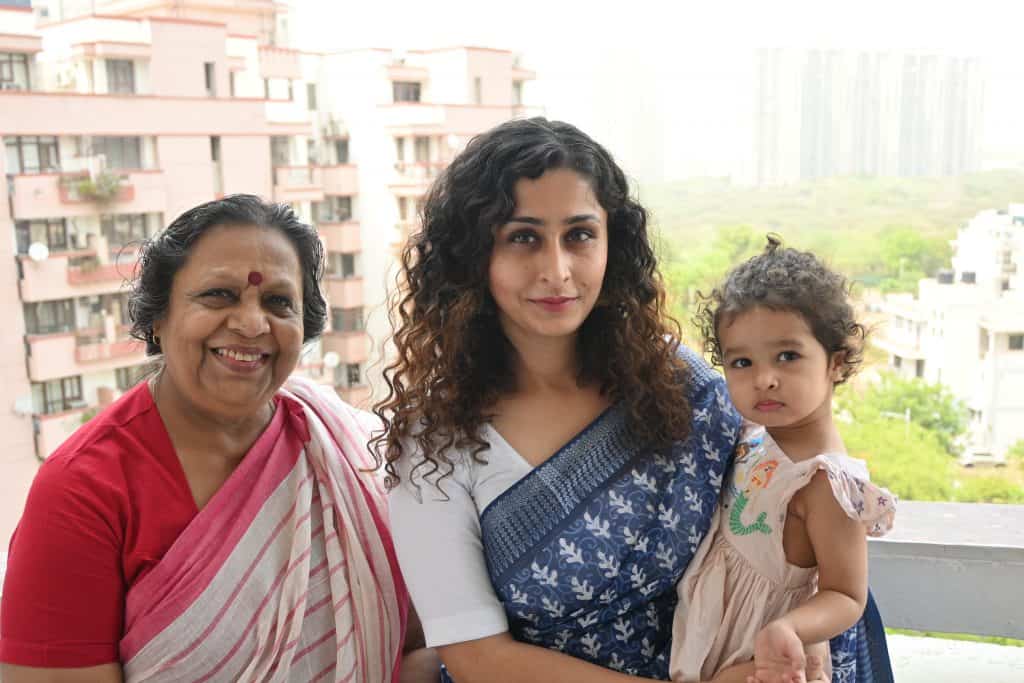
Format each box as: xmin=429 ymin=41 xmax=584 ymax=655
xmin=871 ymin=333 xmax=926 ymax=360
xmin=19 ymin=251 xmax=138 ymax=303
xmin=258 ymin=45 xmax=302 ymax=80
xmin=0 ymin=33 xmax=42 ymax=54
xmin=325 ymin=277 xmax=363 ymax=309
xmin=321 ymin=331 xmax=369 ymax=364
xmin=8 ymin=170 xmax=167 ymax=221
xmin=337 ymin=384 xmax=372 ymax=409
xmin=34 ymin=406 xmax=90 ymax=460
xmin=320 ymin=164 xmax=359 ymax=195
xmin=273 ymin=166 xmax=324 ymax=204
xmin=0 ymin=91 xmax=309 ymax=137
xmin=319 ymin=220 xmax=361 ymax=254
xmin=379 ymin=103 xmax=541 ymax=135
xmin=25 ymin=329 xmax=146 ymax=382
xmin=389 ymin=161 xmax=446 ymax=197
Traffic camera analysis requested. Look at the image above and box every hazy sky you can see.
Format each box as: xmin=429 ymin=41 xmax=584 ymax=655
xmin=292 ymin=0 xmax=1024 ymax=184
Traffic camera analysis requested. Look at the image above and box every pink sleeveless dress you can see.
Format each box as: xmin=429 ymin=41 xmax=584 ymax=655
xmin=669 ymin=421 xmax=896 ymax=682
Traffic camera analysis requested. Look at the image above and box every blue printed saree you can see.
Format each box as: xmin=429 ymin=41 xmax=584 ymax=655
xmin=448 ymin=348 xmax=892 ymax=682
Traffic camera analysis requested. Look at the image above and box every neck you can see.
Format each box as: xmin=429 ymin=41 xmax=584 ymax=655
xmin=151 ymin=372 xmax=273 ymax=462
xmin=507 ymin=332 xmax=582 ymax=395
xmin=766 ymin=408 xmax=843 ymax=462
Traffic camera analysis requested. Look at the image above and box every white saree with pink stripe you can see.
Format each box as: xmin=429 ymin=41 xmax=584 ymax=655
xmin=119 ymin=376 xmax=408 ymax=682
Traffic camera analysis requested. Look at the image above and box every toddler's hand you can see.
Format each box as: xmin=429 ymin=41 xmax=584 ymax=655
xmin=748 ymin=620 xmax=806 ymax=683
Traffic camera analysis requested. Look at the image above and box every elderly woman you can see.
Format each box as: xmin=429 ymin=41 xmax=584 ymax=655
xmin=0 ymin=196 xmax=433 ymax=682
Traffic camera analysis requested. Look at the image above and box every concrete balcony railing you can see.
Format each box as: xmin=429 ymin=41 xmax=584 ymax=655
xmin=273 ymin=165 xmax=324 ymax=204
xmin=318 ymin=220 xmax=361 ymax=254
xmin=25 ymin=329 xmax=146 ymax=382
xmin=321 ymin=331 xmax=369 ymax=364
xmin=319 ymin=164 xmax=359 ymax=195
xmin=869 ymin=501 xmax=1024 ymax=680
xmin=871 ymin=333 xmax=927 ymax=360
xmin=18 ymin=251 xmax=138 ymax=303
xmin=325 ymin=276 xmax=363 ymax=310
xmin=258 ymin=45 xmax=302 ymax=80
xmin=8 ymin=170 xmax=167 ymax=221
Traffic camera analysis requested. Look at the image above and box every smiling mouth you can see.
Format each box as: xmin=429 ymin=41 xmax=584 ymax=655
xmin=212 ymin=347 xmax=270 ymax=364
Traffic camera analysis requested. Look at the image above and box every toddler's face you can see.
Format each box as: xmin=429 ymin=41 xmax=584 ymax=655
xmin=717 ymin=306 xmax=840 ymax=429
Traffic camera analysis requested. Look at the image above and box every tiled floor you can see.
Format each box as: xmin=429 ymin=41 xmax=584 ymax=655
xmin=889 ymin=634 xmax=1024 ymax=682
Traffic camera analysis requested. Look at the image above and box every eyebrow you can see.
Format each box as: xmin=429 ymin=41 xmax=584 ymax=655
xmin=505 ymin=214 xmax=601 ymax=226
xmin=722 ymin=338 xmax=806 ymax=356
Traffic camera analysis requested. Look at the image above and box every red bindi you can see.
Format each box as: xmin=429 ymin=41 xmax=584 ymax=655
xmin=247 ymin=271 xmax=263 ymax=286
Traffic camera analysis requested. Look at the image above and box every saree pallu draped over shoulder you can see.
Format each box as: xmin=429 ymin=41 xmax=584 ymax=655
xmin=479 ymin=349 xmax=740 ymax=679
xmin=118 ymin=376 xmax=407 ymax=683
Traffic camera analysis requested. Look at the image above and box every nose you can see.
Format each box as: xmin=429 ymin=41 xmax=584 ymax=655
xmin=754 ymin=368 xmax=779 ymax=391
xmin=538 ymin=241 xmax=571 ymax=284
xmin=228 ymin=290 xmax=271 ymax=338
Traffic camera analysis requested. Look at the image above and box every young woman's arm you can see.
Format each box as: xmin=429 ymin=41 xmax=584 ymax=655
xmin=439 ymin=633 xmax=767 ymax=683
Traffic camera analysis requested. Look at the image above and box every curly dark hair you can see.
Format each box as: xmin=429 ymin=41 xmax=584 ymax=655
xmin=374 ymin=117 xmax=692 ymax=488
xmin=694 ymin=235 xmax=866 ymax=385
xmin=128 ymin=194 xmax=327 ymax=354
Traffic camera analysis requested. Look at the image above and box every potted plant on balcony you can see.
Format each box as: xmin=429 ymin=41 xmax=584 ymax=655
xmin=61 ymin=171 xmax=126 ymax=207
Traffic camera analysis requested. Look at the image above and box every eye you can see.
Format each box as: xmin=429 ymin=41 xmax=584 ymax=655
xmin=265 ymin=294 xmax=295 ymax=311
xmin=567 ymin=228 xmax=596 ymax=243
xmin=199 ymin=288 xmax=236 ymax=303
xmin=508 ymin=230 xmax=538 ymax=245
xmin=729 ymin=358 xmax=752 ymax=369
xmin=778 ymin=351 xmax=801 ymax=362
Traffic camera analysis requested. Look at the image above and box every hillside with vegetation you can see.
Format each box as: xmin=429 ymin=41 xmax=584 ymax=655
xmin=643 ymin=170 xmax=1024 ymax=504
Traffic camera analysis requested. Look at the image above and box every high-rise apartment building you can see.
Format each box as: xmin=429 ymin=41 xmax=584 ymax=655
xmin=753 ymin=48 xmax=984 ymax=185
xmin=0 ymin=0 xmax=538 ymax=543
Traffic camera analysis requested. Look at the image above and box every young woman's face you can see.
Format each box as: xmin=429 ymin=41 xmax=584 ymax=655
xmin=488 ymin=168 xmax=608 ymax=348
xmin=718 ymin=306 xmax=841 ymax=429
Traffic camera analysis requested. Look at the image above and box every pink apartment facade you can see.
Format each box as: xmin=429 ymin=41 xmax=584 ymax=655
xmin=0 ymin=0 xmax=537 ymax=544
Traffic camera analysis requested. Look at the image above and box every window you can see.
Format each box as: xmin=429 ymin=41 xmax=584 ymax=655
xmin=270 ymin=136 xmax=291 ymax=166
xmin=105 ymin=59 xmax=135 ymax=94
xmin=915 ymin=359 xmax=924 ymax=378
xmin=116 ymin=365 xmax=148 ymax=391
xmin=307 ymin=83 xmax=317 ymax=110
xmin=287 ymin=79 xmax=294 ymax=101
xmin=204 ymin=62 xmax=216 ymax=97
xmin=413 ymin=136 xmax=430 ymax=162
xmin=334 ymin=139 xmax=349 ymax=164
xmin=397 ymin=196 xmax=409 ymax=221
xmin=263 ymin=78 xmax=270 ymax=99
xmin=5 ymin=136 xmax=60 ymax=174
xmin=91 ymin=136 xmax=142 ymax=170
xmin=101 ymin=214 xmax=150 ymax=246
xmin=512 ymin=80 xmax=523 ymax=105
xmin=15 ymin=218 xmax=69 ymax=254
xmin=331 ymin=307 xmax=364 ymax=333
xmin=1011 ymin=335 xmax=1024 ymax=351
xmin=229 ymin=71 xmax=236 ymax=97
xmin=210 ymin=136 xmax=221 ymax=162
xmin=345 ymin=363 xmax=362 ymax=387
xmin=392 ymin=81 xmax=421 ymax=102
xmin=394 ymin=137 xmax=405 ymax=162
xmin=328 ymin=252 xmax=357 ymax=279
xmin=314 ymin=196 xmax=352 ymax=222
xmin=473 ymin=76 xmax=482 ymax=104
xmin=23 ymin=299 xmax=75 ymax=335
xmin=32 ymin=376 xmax=84 ymax=415
xmin=0 ymin=52 xmax=31 ymax=90
xmin=893 ymin=355 xmax=902 ymax=369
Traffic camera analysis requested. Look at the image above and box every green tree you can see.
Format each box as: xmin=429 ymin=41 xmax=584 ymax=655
xmin=841 ymin=373 xmax=968 ymax=455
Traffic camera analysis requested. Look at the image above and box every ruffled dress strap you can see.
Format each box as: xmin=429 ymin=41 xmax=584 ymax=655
xmin=793 ymin=453 xmax=897 ymax=537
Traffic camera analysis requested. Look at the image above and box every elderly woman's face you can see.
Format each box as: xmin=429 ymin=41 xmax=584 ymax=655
xmin=153 ymin=223 xmax=304 ymax=420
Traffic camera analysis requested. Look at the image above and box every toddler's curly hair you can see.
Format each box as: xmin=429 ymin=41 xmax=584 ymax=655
xmin=694 ymin=235 xmax=866 ymax=385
